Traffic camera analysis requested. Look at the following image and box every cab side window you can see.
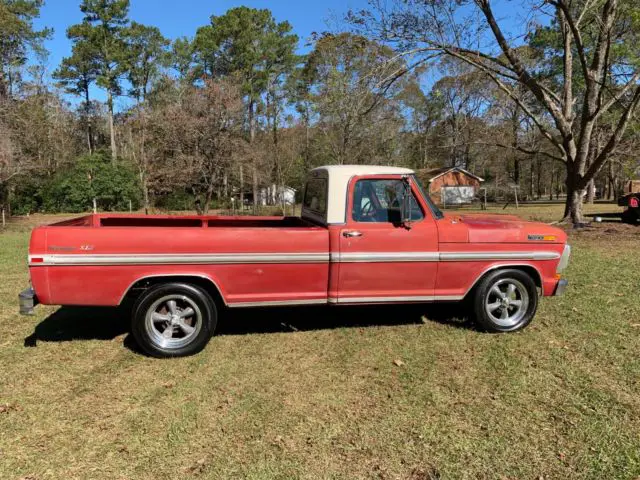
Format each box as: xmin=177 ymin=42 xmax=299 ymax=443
xmin=352 ymin=179 xmax=424 ymax=223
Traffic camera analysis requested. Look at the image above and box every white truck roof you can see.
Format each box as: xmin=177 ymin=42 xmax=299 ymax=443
xmin=305 ymin=165 xmax=415 ymax=224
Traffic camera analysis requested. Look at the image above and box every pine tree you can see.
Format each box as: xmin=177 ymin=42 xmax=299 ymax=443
xmin=0 ymin=0 xmax=51 ymax=99
xmin=193 ymin=7 xmax=298 ymax=207
xmin=67 ymin=0 xmax=131 ymax=162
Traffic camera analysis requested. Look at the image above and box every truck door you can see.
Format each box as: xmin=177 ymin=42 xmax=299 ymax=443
xmin=335 ymin=175 xmax=439 ymax=303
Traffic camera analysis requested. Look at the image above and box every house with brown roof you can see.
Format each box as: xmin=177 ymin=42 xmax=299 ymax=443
xmin=416 ymin=167 xmax=485 ymax=205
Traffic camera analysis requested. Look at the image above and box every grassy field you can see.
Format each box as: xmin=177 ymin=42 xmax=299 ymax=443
xmin=1 ymin=204 xmax=639 ymax=479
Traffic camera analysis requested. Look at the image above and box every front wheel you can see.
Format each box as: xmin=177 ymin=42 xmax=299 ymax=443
xmin=471 ymin=269 xmax=538 ymax=332
xmin=131 ymin=283 xmax=217 ymax=358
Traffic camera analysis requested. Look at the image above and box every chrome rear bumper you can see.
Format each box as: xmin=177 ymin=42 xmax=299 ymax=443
xmin=553 ymin=279 xmax=568 ymax=296
xmin=19 ymin=288 xmax=39 ymax=315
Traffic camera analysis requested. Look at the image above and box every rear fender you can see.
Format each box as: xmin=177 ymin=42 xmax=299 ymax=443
xmin=119 ymin=274 xmax=227 ymax=306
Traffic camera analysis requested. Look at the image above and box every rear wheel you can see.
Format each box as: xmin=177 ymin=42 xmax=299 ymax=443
xmin=621 ymin=209 xmax=639 ymax=224
xmin=131 ymin=283 xmax=216 ymax=357
xmin=471 ymin=269 xmax=538 ymax=332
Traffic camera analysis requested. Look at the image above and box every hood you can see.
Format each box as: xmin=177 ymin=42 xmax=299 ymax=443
xmin=439 ymin=212 xmax=567 ymax=244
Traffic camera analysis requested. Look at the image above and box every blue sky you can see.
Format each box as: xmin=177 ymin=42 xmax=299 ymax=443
xmin=34 ymin=1 xmax=367 ymax=88
xmin=32 ymin=0 xmax=527 ymax=108
xmin=33 ymin=0 xmax=371 ymax=107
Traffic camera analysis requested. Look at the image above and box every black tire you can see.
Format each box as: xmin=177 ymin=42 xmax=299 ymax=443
xmin=471 ymin=269 xmax=538 ymax=333
xmin=131 ymin=282 xmax=217 ymax=358
xmin=621 ymin=209 xmax=639 ymax=225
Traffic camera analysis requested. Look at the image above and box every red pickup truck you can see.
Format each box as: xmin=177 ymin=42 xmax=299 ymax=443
xmin=20 ymin=166 xmax=571 ymax=357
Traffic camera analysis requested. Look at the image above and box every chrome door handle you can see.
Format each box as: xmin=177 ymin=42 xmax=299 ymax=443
xmin=343 ymin=231 xmax=363 ymax=238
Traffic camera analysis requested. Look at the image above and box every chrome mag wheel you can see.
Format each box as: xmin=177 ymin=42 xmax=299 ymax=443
xmin=144 ymin=294 xmax=203 ymax=350
xmin=484 ymin=278 xmax=530 ymax=328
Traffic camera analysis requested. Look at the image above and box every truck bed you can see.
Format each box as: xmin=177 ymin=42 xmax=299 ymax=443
xmin=29 ymin=214 xmax=330 ymax=307
xmin=52 ymin=214 xmax=317 ymax=229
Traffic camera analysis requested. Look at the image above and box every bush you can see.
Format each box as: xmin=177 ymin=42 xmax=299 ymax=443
xmin=41 ymin=152 xmax=141 ymax=213
xmin=9 ymin=177 xmax=44 ymax=215
xmin=154 ymin=189 xmax=196 ymax=211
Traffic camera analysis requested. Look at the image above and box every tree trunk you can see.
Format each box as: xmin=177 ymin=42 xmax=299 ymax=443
xmin=248 ymin=100 xmax=258 ymax=209
xmin=563 ymin=172 xmax=585 ymax=224
xmin=0 ymin=70 xmax=7 ymax=100
xmin=203 ymin=184 xmax=214 ymax=215
xmin=536 ymin=157 xmax=542 ymax=199
xmin=142 ymin=174 xmax=150 ymax=215
xmin=107 ymin=91 xmax=117 ymax=162
xmin=511 ymin=107 xmax=520 ymax=185
xmin=586 ymin=178 xmax=595 ymax=204
xmin=85 ymin=86 xmax=94 ymax=154
xmin=239 ymin=164 xmax=244 ymax=208
xmin=304 ymin=106 xmax=311 ymax=170
xmin=607 ymin=160 xmax=614 ymax=200
xmin=529 ymin=159 xmax=535 ymax=199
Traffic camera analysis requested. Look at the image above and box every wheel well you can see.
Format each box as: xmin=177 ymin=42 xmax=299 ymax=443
xmin=121 ymin=275 xmax=226 ymax=307
xmin=465 ymin=265 xmax=542 ymax=299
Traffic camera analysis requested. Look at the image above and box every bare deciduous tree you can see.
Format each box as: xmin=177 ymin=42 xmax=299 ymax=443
xmin=351 ymin=0 xmax=640 ymax=223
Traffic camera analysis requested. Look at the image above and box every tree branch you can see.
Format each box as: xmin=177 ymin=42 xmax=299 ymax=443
xmin=440 ymin=46 xmax=566 ymax=157
xmin=473 ymin=141 xmax=564 ymax=162
xmin=550 ymin=0 xmax=589 ymax=81
xmin=599 ymin=71 xmax=640 ymax=113
xmin=475 ymin=0 xmax=571 ymax=137
xmin=585 ymin=85 xmax=640 ymax=182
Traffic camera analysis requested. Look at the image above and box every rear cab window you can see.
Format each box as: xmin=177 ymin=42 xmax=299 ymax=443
xmin=302 ymin=177 xmax=328 ymax=225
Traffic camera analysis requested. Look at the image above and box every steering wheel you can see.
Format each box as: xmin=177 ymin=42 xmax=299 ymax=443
xmin=359 ymin=199 xmax=377 ymax=220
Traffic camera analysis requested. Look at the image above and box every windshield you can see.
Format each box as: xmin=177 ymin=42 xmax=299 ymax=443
xmin=412 ymin=175 xmax=444 ymax=220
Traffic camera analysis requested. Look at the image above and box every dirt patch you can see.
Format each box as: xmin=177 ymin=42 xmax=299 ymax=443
xmin=563 ymin=221 xmax=640 ymax=241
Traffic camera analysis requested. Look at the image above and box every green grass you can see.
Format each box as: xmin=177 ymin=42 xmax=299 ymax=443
xmin=1 ymin=206 xmax=639 ymax=479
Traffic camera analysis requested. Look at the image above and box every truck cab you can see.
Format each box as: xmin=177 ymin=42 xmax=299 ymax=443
xmin=21 ymin=165 xmax=571 ymax=357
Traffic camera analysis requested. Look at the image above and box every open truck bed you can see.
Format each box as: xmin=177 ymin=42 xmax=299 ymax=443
xmin=52 ymin=213 xmax=316 ymax=228
xmin=28 ymin=213 xmax=330 ymax=307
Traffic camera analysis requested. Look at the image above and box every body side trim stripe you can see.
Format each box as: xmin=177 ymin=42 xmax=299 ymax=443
xmin=331 ymin=252 xmax=440 ymax=263
xmin=228 ymin=299 xmax=327 ymax=308
xmin=439 ymin=251 xmax=559 ymax=261
xmin=228 ymin=295 xmax=463 ymax=307
xmin=29 ymin=250 xmax=560 ymax=266
xmin=328 ymin=295 xmax=463 ymax=304
xmin=29 ymin=253 xmax=329 ymax=266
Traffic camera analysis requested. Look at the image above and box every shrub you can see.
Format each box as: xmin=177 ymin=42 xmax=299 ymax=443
xmin=41 ymin=152 xmax=141 ymax=213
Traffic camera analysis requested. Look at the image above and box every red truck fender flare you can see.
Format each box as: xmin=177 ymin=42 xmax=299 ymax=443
xmin=462 ymin=263 xmax=543 ymax=298
xmin=118 ymin=274 xmax=227 ymax=306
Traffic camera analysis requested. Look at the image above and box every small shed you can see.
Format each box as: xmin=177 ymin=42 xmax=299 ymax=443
xmin=258 ymin=184 xmax=296 ymax=206
xmin=417 ymin=167 xmax=484 ymax=205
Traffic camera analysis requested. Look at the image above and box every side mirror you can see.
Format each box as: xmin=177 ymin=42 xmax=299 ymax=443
xmin=401 ymin=176 xmax=412 ymax=229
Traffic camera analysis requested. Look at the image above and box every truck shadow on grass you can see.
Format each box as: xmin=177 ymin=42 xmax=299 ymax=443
xmin=24 ymin=303 xmax=472 ymax=352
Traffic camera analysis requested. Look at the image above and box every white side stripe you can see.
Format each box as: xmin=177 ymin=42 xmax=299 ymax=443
xmin=29 ymin=253 xmax=329 ymax=266
xmin=228 ymin=299 xmax=327 ymax=308
xmin=227 ymin=295 xmax=465 ymax=307
xmin=331 ymin=252 xmax=439 ymax=263
xmin=328 ymin=295 xmax=463 ymax=304
xmin=438 ymin=251 xmax=560 ymax=261
xmin=29 ymin=250 xmax=560 ymax=266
